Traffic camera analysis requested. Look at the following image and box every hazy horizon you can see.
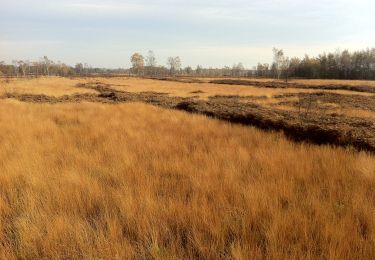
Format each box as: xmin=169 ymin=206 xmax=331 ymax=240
xmin=1 ymin=0 xmax=374 ymax=68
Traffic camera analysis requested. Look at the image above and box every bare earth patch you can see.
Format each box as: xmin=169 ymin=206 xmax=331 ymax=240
xmin=2 ymin=81 xmax=375 ymax=153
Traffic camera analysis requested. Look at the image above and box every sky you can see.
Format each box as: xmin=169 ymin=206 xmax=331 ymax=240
xmin=0 ymin=0 xmax=374 ymax=68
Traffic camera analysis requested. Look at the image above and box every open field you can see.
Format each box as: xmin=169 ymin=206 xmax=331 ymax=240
xmin=0 ymin=77 xmax=97 ymax=97
xmin=2 ymin=76 xmax=375 ymax=151
xmin=94 ymin=76 xmax=375 ymax=98
xmin=195 ymin=77 xmax=375 ymax=88
xmin=2 ymin=0 xmax=374 ymax=258
xmin=0 ymin=100 xmax=374 ymax=259
xmin=0 ymin=76 xmax=375 ymax=258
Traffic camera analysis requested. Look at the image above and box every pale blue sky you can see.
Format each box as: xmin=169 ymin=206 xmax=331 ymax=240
xmin=0 ymin=0 xmax=374 ymax=68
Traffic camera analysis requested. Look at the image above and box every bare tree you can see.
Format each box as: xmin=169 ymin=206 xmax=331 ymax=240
xmin=75 ymin=63 xmax=83 ymax=75
xmin=12 ymin=60 xmax=19 ymax=77
xmin=42 ymin=56 xmax=51 ymax=76
xmin=25 ymin=60 xmax=30 ymax=76
xmin=146 ymin=50 xmax=157 ymax=67
xmin=340 ymin=50 xmax=351 ymax=79
xmin=18 ymin=60 xmax=27 ymax=77
xmin=83 ymin=63 xmax=91 ymax=76
xmin=256 ymin=63 xmax=270 ymax=77
xmin=167 ymin=56 xmax=181 ymax=75
xmin=232 ymin=62 xmax=244 ymax=77
xmin=281 ymin=57 xmax=291 ymax=82
xmin=131 ymin=53 xmax=145 ymax=75
xmin=223 ymin=66 xmax=231 ymax=76
xmin=273 ymin=48 xmax=284 ymax=80
xmin=145 ymin=50 xmax=157 ymax=76
xmin=60 ymin=63 xmax=70 ymax=77
xmin=196 ymin=65 xmax=202 ymax=75
xmin=184 ymin=66 xmax=192 ymax=75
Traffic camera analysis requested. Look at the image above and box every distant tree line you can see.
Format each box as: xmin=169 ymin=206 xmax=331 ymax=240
xmin=129 ymin=50 xmax=250 ymax=77
xmin=256 ymin=48 xmax=375 ymax=80
xmin=0 ymin=56 xmax=126 ymax=77
xmin=1 ymin=47 xmax=374 ymax=80
xmin=130 ymin=51 xmax=183 ymax=77
xmin=130 ymin=48 xmax=375 ymax=80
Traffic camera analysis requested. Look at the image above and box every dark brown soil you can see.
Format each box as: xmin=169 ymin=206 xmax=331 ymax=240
xmin=145 ymin=77 xmax=205 ymax=84
xmin=275 ymin=92 xmax=375 ymax=112
xmin=190 ymin=90 xmax=205 ymax=94
xmin=3 ymin=92 xmax=100 ymax=103
xmin=210 ymin=79 xmax=375 ymax=94
xmin=2 ymin=82 xmax=375 ymax=153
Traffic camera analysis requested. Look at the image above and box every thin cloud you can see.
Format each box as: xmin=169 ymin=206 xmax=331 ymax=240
xmin=0 ymin=0 xmax=374 ymax=68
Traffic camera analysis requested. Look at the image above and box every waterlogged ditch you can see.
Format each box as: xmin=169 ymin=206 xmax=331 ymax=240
xmin=2 ymin=82 xmax=375 ymax=152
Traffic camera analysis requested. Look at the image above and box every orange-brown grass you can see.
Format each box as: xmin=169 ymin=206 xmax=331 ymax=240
xmin=198 ymin=77 xmax=375 ymax=88
xmin=338 ymin=108 xmax=375 ymax=120
xmin=290 ymin=78 xmax=375 ymax=87
xmin=277 ymin=105 xmax=375 ymax=120
xmin=2 ymin=77 xmax=374 ymax=99
xmin=0 ymin=99 xmax=374 ymax=259
xmin=0 ymin=77 xmax=98 ymax=96
xmin=2 ymin=76 xmax=373 ymax=103
xmin=195 ymin=77 xmax=375 ymax=96
xmin=251 ymin=96 xmax=375 ymax=119
xmin=92 ymin=77 xmax=328 ymax=99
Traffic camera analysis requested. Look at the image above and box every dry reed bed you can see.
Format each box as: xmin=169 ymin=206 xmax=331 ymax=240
xmin=0 ymin=100 xmax=374 ymax=259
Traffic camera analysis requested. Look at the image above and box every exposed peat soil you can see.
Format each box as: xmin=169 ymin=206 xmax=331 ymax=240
xmin=275 ymin=92 xmax=375 ymax=112
xmin=209 ymin=79 xmax=375 ymax=94
xmin=2 ymin=82 xmax=375 ymax=152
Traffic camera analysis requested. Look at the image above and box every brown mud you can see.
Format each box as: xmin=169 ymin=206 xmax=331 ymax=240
xmin=274 ymin=92 xmax=375 ymax=112
xmin=2 ymin=82 xmax=375 ymax=153
xmin=209 ymin=79 xmax=375 ymax=94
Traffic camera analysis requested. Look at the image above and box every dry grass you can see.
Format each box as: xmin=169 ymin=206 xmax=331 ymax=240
xmin=339 ymin=108 xmax=375 ymax=120
xmin=0 ymin=77 xmax=98 ymax=96
xmin=198 ymin=77 xmax=375 ymax=88
xmin=290 ymin=79 xmax=375 ymax=87
xmin=0 ymin=99 xmax=374 ymax=259
xmin=1 ymin=77 xmax=374 ymax=99
xmin=93 ymin=77 xmax=324 ymax=99
xmin=270 ymin=103 xmax=375 ymax=120
xmin=248 ymin=95 xmax=375 ymax=119
xmin=1 ymin=76 xmax=373 ymax=102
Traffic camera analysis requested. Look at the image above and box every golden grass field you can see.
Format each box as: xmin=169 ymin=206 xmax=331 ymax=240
xmin=4 ymin=76 xmax=375 ymax=122
xmin=0 ymin=77 xmax=374 ymax=258
xmin=0 ymin=77 xmax=97 ymax=96
xmin=2 ymin=76 xmax=374 ymax=98
xmin=197 ymin=77 xmax=375 ymax=88
xmin=96 ymin=77 xmax=375 ymax=98
xmin=5 ymin=76 xmax=372 ymax=120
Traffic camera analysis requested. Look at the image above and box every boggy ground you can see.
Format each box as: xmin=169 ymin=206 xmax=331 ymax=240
xmin=1 ymin=77 xmax=375 ymax=259
xmin=275 ymin=92 xmax=375 ymax=112
xmin=209 ymin=79 xmax=375 ymax=93
xmin=143 ymin=76 xmax=375 ymax=94
xmin=2 ymin=81 xmax=375 ymax=153
xmin=0 ymin=100 xmax=374 ymax=259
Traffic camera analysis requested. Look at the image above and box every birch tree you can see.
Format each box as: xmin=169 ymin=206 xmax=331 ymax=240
xmin=273 ymin=48 xmax=284 ymax=80
xmin=131 ymin=53 xmax=145 ymax=75
xmin=146 ymin=50 xmax=157 ymax=76
xmin=167 ymin=56 xmax=181 ymax=75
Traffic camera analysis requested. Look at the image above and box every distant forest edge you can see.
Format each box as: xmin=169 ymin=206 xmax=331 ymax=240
xmin=1 ymin=48 xmax=375 ymax=80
